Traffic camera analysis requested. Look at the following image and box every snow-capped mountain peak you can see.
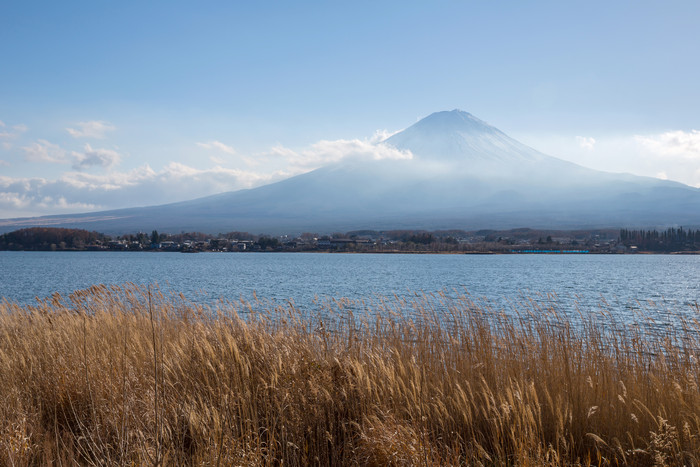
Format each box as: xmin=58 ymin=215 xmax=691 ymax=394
xmin=384 ymin=109 xmax=543 ymax=164
xmin=2 ymin=109 xmax=699 ymax=235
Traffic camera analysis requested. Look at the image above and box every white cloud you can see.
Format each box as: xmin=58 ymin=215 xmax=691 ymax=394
xmin=196 ymin=140 xmax=236 ymax=155
xmin=0 ymin=192 xmax=31 ymax=209
xmin=20 ymin=141 xmax=122 ymax=170
xmin=36 ymin=196 xmax=97 ymax=211
xmin=0 ymin=188 xmax=98 ymax=218
xmin=265 ymin=138 xmax=412 ymax=169
xmin=369 ymin=129 xmax=401 ymax=144
xmin=0 ymin=161 xmax=293 ymax=218
xmin=576 ymin=136 xmax=596 ymax=150
xmin=21 ymin=140 xmax=68 ymax=164
xmin=196 ymin=133 xmax=413 ymax=172
xmin=66 ymin=120 xmax=116 ymax=139
xmin=197 ymin=141 xmax=248 ymax=166
xmin=266 ymin=144 xmax=299 ymax=159
xmin=1 ymin=130 xmax=415 ymax=218
xmin=632 ymin=130 xmax=700 ymax=187
xmin=72 ymin=144 xmax=122 ymax=169
xmin=0 ymin=122 xmax=27 ymax=150
xmin=635 ymin=130 xmax=700 ymax=159
xmin=530 ymin=130 xmax=700 ymax=188
xmin=0 ymin=122 xmax=27 ymax=135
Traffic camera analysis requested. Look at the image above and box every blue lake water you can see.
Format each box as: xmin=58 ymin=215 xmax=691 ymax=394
xmin=1 ymin=251 xmax=698 ymax=323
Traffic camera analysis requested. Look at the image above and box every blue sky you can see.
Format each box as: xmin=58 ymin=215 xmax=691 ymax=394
xmin=2 ymin=1 xmax=700 ymax=217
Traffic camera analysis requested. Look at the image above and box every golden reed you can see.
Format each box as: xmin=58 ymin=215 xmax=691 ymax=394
xmin=0 ymin=284 xmax=698 ymax=465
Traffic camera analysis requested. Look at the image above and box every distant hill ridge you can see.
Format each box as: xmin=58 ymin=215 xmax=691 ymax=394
xmin=2 ymin=110 xmax=700 ymax=234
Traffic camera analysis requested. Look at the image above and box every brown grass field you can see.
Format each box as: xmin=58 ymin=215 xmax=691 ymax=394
xmin=0 ymin=284 xmax=699 ymax=466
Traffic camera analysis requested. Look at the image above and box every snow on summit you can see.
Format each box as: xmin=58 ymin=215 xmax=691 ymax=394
xmin=384 ymin=110 xmax=544 ymax=163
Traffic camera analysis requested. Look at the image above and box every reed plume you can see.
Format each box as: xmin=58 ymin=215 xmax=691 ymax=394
xmin=0 ymin=284 xmax=698 ymax=465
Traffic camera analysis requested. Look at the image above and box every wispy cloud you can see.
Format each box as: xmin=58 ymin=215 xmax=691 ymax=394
xmin=0 ymin=192 xmax=32 ymax=211
xmin=369 ymin=129 xmax=401 ymax=144
xmin=37 ymin=196 xmax=97 ymax=212
xmin=0 ymin=121 xmax=28 ymax=150
xmin=0 ymin=161 xmax=292 ymax=218
xmin=265 ymin=138 xmax=413 ymax=170
xmin=635 ymin=130 xmax=700 ymax=159
xmin=521 ymin=130 xmax=700 ymax=188
xmin=0 ymin=189 xmax=98 ymax=217
xmin=66 ymin=120 xmax=116 ymax=139
xmin=196 ymin=140 xmax=236 ymax=155
xmin=2 ymin=131 xmax=414 ymax=218
xmin=21 ymin=140 xmax=68 ymax=164
xmin=21 ymin=140 xmax=122 ymax=169
xmin=0 ymin=160 xmax=9 ymax=167
xmin=576 ymin=136 xmax=596 ymax=150
xmin=72 ymin=144 xmax=122 ymax=169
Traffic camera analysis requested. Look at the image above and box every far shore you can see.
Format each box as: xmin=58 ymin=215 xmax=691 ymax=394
xmin=4 ymin=225 xmax=700 ymax=254
xmin=4 ymin=248 xmax=700 ymax=255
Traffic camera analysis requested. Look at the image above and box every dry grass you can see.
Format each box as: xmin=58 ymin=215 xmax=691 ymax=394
xmin=0 ymin=284 xmax=699 ymax=466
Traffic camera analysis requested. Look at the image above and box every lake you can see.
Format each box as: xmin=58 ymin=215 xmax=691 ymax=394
xmin=1 ymin=251 xmax=698 ymax=324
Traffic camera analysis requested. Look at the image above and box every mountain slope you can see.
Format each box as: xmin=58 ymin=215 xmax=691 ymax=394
xmin=2 ymin=110 xmax=700 ymax=234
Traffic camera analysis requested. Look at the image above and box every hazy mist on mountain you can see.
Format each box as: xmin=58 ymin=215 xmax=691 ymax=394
xmin=1 ymin=110 xmax=699 ymax=234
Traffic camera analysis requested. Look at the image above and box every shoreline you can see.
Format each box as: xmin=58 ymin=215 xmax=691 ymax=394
xmin=3 ymin=248 xmax=700 ymax=254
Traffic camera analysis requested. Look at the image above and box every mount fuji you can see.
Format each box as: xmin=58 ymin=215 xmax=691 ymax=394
xmin=2 ymin=110 xmax=700 ymax=234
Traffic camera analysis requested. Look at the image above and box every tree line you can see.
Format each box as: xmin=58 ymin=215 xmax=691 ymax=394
xmin=6 ymin=226 xmax=700 ymax=253
xmin=619 ymin=227 xmax=700 ymax=251
xmin=0 ymin=227 xmax=109 ymax=251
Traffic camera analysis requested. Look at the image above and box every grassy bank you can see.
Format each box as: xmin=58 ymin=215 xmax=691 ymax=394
xmin=1 ymin=285 xmax=699 ymax=465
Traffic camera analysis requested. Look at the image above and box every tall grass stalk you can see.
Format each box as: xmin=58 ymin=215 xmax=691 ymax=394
xmin=0 ymin=284 xmax=699 ymax=465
